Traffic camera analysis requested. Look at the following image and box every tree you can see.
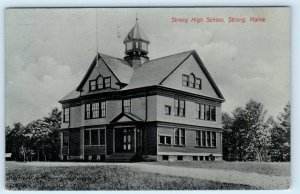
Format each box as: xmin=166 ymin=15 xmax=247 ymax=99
xmin=5 ymin=108 xmax=62 ymax=161
xmin=222 ymin=99 xmax=271 ymax=161
xmin=269 ymin=102 xmax=290 ymax=161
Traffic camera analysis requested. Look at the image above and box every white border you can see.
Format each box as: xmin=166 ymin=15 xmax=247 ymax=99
xmin=1 ymin=1 xmax=299 ymax=194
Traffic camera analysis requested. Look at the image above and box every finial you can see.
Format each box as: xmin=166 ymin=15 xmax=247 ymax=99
xmin=136 ymin=13 xmax=138 ymax=22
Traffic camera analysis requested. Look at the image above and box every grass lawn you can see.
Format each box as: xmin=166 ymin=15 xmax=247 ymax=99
xmin=6 ymin=162 xmax=259 ymax=190
xmin=152 ymin=161 xmax=290 ymax=177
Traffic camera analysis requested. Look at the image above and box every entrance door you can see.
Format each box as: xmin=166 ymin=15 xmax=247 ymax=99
xmin=115 ymin=128 xmax=134 ymax=153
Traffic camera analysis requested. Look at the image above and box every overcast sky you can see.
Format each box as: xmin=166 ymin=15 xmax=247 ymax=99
xmin=5 ymin=7 xmax=290 ymax=126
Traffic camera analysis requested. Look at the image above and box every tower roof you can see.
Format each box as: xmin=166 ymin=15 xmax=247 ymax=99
xmin=124 ymin=21 xmax=149 ymax=43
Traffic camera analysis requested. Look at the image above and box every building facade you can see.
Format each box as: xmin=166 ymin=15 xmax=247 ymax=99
xmin=59 ymin=20 xmax=225 ymax=162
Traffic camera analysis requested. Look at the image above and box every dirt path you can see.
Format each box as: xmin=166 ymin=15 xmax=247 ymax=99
xmin=11 ymin=161 xmax=290 ymax=189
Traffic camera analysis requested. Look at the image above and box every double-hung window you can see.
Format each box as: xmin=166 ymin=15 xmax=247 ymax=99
xmin=123 ymin=99 xmax=131 ymax=113
xmin=174 ymin=128 xmax=185 ymax=146
xmin=63 ymin=108 xmax=70 ymax=123
xmin=174 ymin=99 xmax=185 ymax=117
xmin=85 ymin=101 xmax=106 ymax=119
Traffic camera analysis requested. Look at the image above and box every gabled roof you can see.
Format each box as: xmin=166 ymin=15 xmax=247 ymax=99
xmin=121 ymin=50 xmax=224 ymax=99
xmin=76 ymin=53 xmax=133 ymax=92
xmin=110 ymin=112 xmax=144 ymax=123
xmin=60 ymin=50 xmax=224 ymax=102
xmin=121 ymin=51 xmax=192 ymax=90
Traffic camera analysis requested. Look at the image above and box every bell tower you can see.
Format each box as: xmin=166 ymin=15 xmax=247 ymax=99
xmin=124 ymin=17 xmax=150 ymax=69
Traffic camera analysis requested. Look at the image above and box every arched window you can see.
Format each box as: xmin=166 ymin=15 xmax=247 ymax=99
xmin=97 ymin=76 xmax=103 ymax=89
xmin=189 ymin=74 xmax=195 ymax=88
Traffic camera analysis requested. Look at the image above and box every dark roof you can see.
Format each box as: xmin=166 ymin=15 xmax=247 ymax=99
xmin=60 ymin=50 xmax=224 ymax=102
xmin=124 ymin=21 xmax=149 ymax=43
xmin=122 ymin=51 xmax=192 ymax=90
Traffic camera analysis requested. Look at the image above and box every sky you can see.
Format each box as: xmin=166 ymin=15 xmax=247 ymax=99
xmin=5 ymin=7 xmax=290 ymax=126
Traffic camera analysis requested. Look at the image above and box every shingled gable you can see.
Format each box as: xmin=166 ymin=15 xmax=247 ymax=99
xmin=122 ymin=50 xmax=224 ymax=100
xmin=76 ymin=53 xmax=133 ymax=92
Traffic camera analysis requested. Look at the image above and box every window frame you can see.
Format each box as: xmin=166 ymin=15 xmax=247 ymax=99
xmin=165 ymin=105 xmax=171 ymax=115
xmin=63 ymin=107 xmax=70 ymax=123
xmin=104 ymin=77 xmax=111 ymax=88
xmin=182 ymin=74 xmax=189 ymax=86
xmin=174 ymin=99 xmax=185 ymax=117
xmin=85 ymin=101 xmax=106 ymax=119
xmin=84 ymin=129 xmax=106 ymax=146
xmin=123 ymin=99 xmax=131 ymax=113
xmin=159 ymin=135 xmax=172 ymax=145
xmin=174 ymin=128 xmax=185 ymax=146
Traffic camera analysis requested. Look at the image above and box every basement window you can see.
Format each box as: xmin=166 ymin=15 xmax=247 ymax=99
xmin=162 ymin=155 xmax=169 ymax=161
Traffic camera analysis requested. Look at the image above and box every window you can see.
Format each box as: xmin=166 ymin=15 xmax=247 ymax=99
xmin=135 ymin=42 xmax=139 ymax=49
xmin=85 ymin=102 xmax=106 ymax=119
xmin=159 ymin=135 xmax=172 ymax=145
xmin=196 ymin=131 xmax=201 ymax=146
xmin=85 ymin=104 xmax=91 ymax=119
xmin=127 ymin=42 xmax=133 ymax=50
xmin=206 ymin=105 xmax=211 ymax=121
xmin=193 ymin=156 xmax=198 ymax=161
xmin=123 ymin=99 xmax=131 ymax=113
xmin=101 ymin=102 xmax=106 ymax=118
xmin=97 ymin=76 xmax=103 ymax=89
xmin=212 ymin=132 xmax=216 ymax=147
xmin=104 ymin=77 xmax=111 ymax=88
xmin=196 ymin=104 xmax=200 ymax=119
xmin=201 ymin=131 xmax=206 ymax=147
xmin=63 ymin=108 xmax=70 ymax=123
xmin=162 ymin=155 xmax=169 ymax=161
xmin=199 ymin=156 xmax=204 ymax=161
xmin=177 ymin=156 xmax=183 ymax=161
xmin=189 ymin=74 xmax=195 ymax=88
xmin=63 ymin=132 xmax=69 ymax=146
xmin=174 ymin=99 xmax=185 ymax=117
xmin=165 ymin=105 xmax=171 ymax=115
xmin=90 ymin=80 xmax=96 ymax=91
xmin=182 ymin=74 xmax=202 ymax=89
xmin=92 ymin=103 xmax=99 ymax=118
xmin=195 ymin=78 xmax=201 ymax=89
xmin=211 ymin=106 xmax=216 ymax=121
xmin=174 ymin=128 xmax=185 ymax=146
xmin=196 ymin=103 xmax=216 ymax=122
xmin=200 ymin=104 xmax=205 ymax=120
xmin=207 ymin=131 xmax=211 ymax=147
xmin=198 ymin=131 xmax=217 ymax=148
xmin=182 ymin=75 xmax=189 ymax=86
xmin=84 ymin=129 xmax=105 ymax=146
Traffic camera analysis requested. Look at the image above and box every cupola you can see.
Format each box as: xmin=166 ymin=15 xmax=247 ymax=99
xmin=124 ymin=18 xmax=150 ymax=69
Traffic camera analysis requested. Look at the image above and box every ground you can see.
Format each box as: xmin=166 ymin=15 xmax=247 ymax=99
xmin=6 ymin=161 xmax=290 ymax=190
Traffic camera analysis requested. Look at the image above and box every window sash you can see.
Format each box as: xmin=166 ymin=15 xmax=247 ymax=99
xmin=63 ymin=108 xmax=70 ymax=123
xmin=104 ymin=77 xmax=111 ymax=88
xmin=212 ymin=132 xmax=216 ymax=147
xmin=174 ymin=128 xmax=185 ymax=145
xmin=211 ymin=106 xmax=216 ymax=121
xmin=195 ymin=78 xmax=201 ymax=89
xmin=123 ymin=99 xmax=131 ymax=113
xmin=182 ymin=75 xmax=189 ymax=86
xmin=92 ymin=102 xmax=100 ymax=118
xmin=174 ymin=99 xmax=185 ymax=117
xmin=90 ymin=80 xmax=96 ymax=91
xmin=97 ymin=77 xmax=103 ymax=89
